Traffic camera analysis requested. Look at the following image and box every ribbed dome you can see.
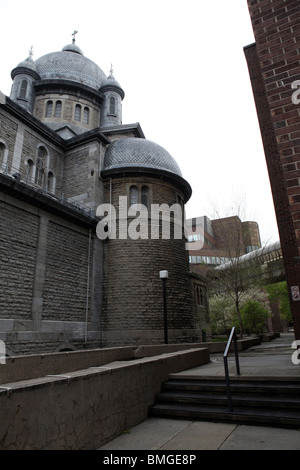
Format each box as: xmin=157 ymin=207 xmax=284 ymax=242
xmin=34 ymin=45 xmax=107 ymax=90
xmin=100 ymin=73 xmax=125 ymax=99
xmin=101 ymin=73 xmax=121 ymax=89
xmin=16 ymin=56 xmax=38 ymax=72
xmin=62 ymin=43 xmax=83 ymax=54
xmin=103 ymin=138 xmax=183 ymax=176
xmin=11 ymin=55 xmax=40 ymax=79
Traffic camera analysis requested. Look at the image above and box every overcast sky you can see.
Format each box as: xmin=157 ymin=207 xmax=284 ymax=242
xmin=0 ymin=0 xmax=280 ymax=245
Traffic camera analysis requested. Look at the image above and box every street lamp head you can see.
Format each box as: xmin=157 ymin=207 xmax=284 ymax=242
xmin=159 ymin=270 xmax=169 ymax=279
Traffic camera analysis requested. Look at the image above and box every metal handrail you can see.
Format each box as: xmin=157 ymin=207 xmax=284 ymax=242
xmin=223 ymin=327 xmax=241 ymax=412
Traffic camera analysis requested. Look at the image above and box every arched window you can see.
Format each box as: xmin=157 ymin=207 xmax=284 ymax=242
xmin=46 ymin=101 xmax=53 ymax=117
xmin=0 ymin=143 xmax=5 ymax=167
xmin=35 ymin=147 xmax=46 ymax=186
xmin=75 ymin=104 xmax=82 ymax=121
xmin=26 ymin=159 xmax=34 ymax=183
xmin=130 ymin=186 xmax=138 ymax=206
xmin=109 ymin=96 xmax=116 ymax=115
xmin=19 ymin=80 xmax=28 ymax=99
xmin=0 ymin=142 xmax=7 ymax=171
xmin=83 ymin=107 xmax=90 ymax=124
xmin=47 ymin=171 xmax=55 ymax=194
xmin=141 ymin=185 xmax=149 ymax=209
xmin=54 ymin=101 xmax=62 ymax=118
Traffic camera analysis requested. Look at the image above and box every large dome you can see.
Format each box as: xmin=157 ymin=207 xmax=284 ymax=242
xmin=34 ymin=44 xmax=107 ymax=90
xmin=103 ymin=138 xmax=183 ymax=176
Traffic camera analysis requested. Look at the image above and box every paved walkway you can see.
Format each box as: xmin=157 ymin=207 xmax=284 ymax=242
xmin=99 ymin=332 xmax=300 ymax=451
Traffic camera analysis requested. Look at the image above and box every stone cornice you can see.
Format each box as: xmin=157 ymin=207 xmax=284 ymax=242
xmin=34 ymin=79 xmax=104 ymax=106
xmin=101 ymin=165 xmax=192 ymax=202
xmin=0 ymin=172 xmax=98 ymax=228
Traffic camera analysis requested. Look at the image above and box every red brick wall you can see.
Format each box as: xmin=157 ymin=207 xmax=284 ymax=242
xmin=245 ymin=0 xmax=300 ymax=338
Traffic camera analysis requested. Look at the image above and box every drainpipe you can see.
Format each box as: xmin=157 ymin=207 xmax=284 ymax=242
xmin=85 ymin=228 xmax=92 ymax=344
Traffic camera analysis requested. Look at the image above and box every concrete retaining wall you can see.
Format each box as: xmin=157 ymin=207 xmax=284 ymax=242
xmin=0 ymin=348 xmax=209 ymax=450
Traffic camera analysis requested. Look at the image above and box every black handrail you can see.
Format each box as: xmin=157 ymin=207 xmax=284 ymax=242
xmin=223 ymin=327 xmax=241 ymax=412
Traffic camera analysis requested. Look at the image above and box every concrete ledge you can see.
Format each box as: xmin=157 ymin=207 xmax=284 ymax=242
xmin=200 ymin=337 xmax=261 ymax=354
xmin=0 ymin=347 xmax=209 ymax=450
xmin=0 ymin=347 xmax=135 ymax=384
xmin=262 ymin=333 xmax=280 ymax=342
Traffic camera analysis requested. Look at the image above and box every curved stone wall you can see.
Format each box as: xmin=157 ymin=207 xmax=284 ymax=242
xmin=101 ymin=176 xmax=200 ymax=346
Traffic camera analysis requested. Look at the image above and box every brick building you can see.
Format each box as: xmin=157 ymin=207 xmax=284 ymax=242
xmin=0 ymin=39 xmax=204 ymax=354
xmin=244 ymin=0 xmax=300 ymax=339
xmin=186 ymin=215 xmax=261 ymax=276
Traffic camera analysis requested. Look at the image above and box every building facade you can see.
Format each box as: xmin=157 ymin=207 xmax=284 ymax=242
xmin=186 ymin=215 xmax=261 ymax=276
xmin=0 ymin=39 xmax=204 ymax=354
xmin=245 ymin=0 xmax=300 ymax=340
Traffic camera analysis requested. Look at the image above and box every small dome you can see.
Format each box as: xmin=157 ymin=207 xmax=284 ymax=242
xmin=17 ymin=56 xmax=37 ymax=71
xmin=62 ymin=43 xmax=83 ymax=55
xmin=11 ymin=55 xmax=40 ymax=79
xmin=100 ymin=73 xmax=125 ymax=99
xmin=103 ymin=138 xmax=183 ymax=176
xmin=101 ymin=73 xmax=121 ymax=89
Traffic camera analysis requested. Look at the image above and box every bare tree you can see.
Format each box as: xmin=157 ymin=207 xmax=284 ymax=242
xmin=206 ymin=200 xmax=264 ymax=338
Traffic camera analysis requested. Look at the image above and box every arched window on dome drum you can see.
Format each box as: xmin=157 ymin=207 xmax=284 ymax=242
xmin=141 ymin=186 xmax=149 ymax=209
xmin=109 ymin=96 xmax=116 ymax=115
xmin=54 ymin=101 xmax=62 ymax=118
xmin=75 ymin=104 xmax=82 ymax=121
xmin=46 ymin=101 xmax=53 ymax=117
xmin=19 ymin=80 xmax=28 ymax=99
xmin=130 ymin=186 xmax=138 ymax=206
xmin=83 ymin=107 xmax=90 ymax=124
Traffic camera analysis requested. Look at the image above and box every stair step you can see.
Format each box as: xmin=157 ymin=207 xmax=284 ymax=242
xmin=149 ymin=377 xmax=300 ymax=428
xmin=150 ymin=402 xmax=300 ymax=427
xmin=162 ymin=379 xmax=300 ymax=395
xmin=156 ymin=391 xmax=300 ymax=409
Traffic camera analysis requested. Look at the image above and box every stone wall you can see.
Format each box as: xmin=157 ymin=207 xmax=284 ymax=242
xmin=0 ymin=190 xmax=101 ymax=355
xmin=0 ymin=200 xmax=39 ymax=320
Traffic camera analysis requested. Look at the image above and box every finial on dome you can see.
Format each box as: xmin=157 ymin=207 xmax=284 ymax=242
xmin=72 ymin=30 xmax=78 ymax=44
xmin=110 ymin=64 xmax=114 ymax=76
xmin=28 ymin=46 xmax=34 ymax=59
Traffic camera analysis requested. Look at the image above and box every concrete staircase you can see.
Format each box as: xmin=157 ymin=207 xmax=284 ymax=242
xmin=149 ymin=376 xmax=300 ymax=428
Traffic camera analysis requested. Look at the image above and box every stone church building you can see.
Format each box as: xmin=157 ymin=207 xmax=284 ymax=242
xmin=0 ymin=38 xmax=207 ymax=354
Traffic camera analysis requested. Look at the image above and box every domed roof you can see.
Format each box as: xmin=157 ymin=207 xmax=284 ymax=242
xmin=102 ymin=138 xmax=192 ymax=201
xmin=103 ymin=138 xmax=183 ymax=177
xmin=11 ymin=54 xmax=40 ymax=79
xmin=16 ymin=56 xmax=38 ymax=72
xmin=100 ymin=72 xmax=124 ymax=98
xmin=34 ymin=44 xmax=107 ymax=90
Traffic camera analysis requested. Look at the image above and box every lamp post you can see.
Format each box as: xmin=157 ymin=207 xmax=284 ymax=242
xmin=159 ymin=270 xmax=169 ymax=344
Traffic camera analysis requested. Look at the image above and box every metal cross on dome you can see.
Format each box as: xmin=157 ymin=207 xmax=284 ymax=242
xmin=72 ymin=30 xmax=78 ymax=44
